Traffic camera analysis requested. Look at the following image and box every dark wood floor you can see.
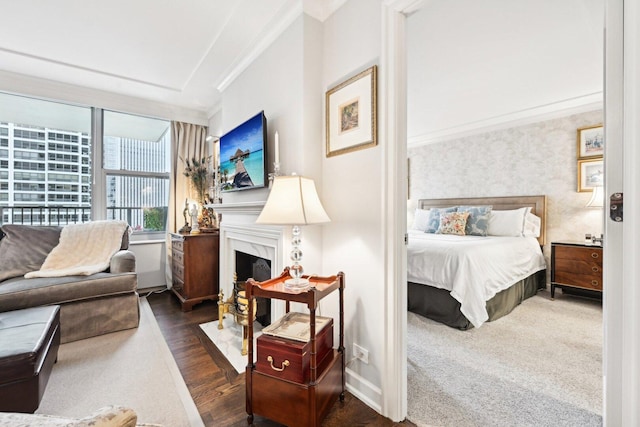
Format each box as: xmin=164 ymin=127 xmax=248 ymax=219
xmin=146 ymin=291 xmax=414 ymax=427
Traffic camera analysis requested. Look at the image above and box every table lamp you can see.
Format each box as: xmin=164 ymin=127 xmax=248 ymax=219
xmin=586 ymin=185 xmax=604 ymax=208
xmin=256 ymin=175 xmax=330 ymax=290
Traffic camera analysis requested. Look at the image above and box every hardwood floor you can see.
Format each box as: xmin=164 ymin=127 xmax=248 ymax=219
xmin=146 ymin=290 xmax=414 ymax=427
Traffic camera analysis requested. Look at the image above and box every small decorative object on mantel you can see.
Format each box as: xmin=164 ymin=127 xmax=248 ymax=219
xmin=268 ymin=131 xmax=281 ymax=188
xmin=326 ymin=65 xmax=377 ymax=157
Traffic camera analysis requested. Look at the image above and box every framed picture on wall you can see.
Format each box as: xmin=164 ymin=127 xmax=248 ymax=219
xmin=578 ymin=158 xmax=604 ymax=192
xmin=577 ymin=124 xmax=604 ymax=159
xmin=325 ymin=65 xmax=377 ymax=157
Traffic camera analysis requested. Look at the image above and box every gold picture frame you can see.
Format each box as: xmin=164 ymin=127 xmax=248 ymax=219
xmin=578 ymin=158 xmax=604 ymax=192
xmin=577 ymin=124 xmax=604 ymax=159
xmin=325 ymin=65 xmax=377 ymax=157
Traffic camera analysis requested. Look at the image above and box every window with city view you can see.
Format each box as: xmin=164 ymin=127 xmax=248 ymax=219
xmin=0 ymin=92 xmax=171 ymax=234
xmin=103 ymin=111 xmax=170 ymax=233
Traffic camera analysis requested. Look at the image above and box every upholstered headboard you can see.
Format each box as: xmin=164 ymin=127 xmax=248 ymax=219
xmin=417 ymin=195 xmax=547 ymax=246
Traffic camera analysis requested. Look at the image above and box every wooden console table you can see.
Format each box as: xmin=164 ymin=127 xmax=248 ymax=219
xmin=245 ymin=268 xmax=345 ymax=427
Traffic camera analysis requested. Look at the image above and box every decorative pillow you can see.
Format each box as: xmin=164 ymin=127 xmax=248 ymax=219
xmin=436 ymin=211 xmax=470 ymax=236
xmin=456 ymin=205 xmax=492 ymax=236
xmin=411 ymin=208 xmax=431 ymax=231
xmin=424 ymin=207 xmax=457 ymax=233
xmin=523 ymin=212 xmax=541 ymax=237
xmin=0 ymin=225 xmax=62 ymax=282
xmin=488 ymin=207 xmax=531 ymax=237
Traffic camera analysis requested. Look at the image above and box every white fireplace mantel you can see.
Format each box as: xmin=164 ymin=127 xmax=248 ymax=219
xmin=211 ymin=201 xmax=286 ymax=303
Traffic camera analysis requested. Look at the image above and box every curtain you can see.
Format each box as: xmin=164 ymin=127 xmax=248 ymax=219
xmin=166 ymin=121 xmax=209 ymax=287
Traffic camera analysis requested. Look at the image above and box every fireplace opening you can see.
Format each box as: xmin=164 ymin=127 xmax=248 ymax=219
xmin=235 ymin=251 xmax=271 ymax=326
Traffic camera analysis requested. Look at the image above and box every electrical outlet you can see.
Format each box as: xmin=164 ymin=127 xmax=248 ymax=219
xmin=353 ymin=343 xmax=369 ymax=364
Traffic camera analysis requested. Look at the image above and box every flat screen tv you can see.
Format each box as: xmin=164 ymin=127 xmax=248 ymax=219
xmin=219 ymin=111 xmax=267 ymax=192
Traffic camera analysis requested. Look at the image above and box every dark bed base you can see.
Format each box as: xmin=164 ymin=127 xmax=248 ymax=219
xmin=408 ymin=270 xmax=546 ymax=330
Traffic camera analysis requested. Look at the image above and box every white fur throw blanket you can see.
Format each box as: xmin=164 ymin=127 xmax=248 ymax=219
xmin=25 ymin=220 xmax=129 ymax=278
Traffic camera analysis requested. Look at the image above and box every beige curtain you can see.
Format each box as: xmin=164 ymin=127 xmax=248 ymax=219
xmin=166 ymin=121 xmax=209 ymax=287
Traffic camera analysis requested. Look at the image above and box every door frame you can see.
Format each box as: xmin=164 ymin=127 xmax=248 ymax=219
xmin=381 ymin=0 xmax=640 ymax=423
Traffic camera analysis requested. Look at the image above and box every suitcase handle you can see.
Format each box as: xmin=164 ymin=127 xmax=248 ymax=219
xmin=267 ymin=355 xmax=290 ymax=372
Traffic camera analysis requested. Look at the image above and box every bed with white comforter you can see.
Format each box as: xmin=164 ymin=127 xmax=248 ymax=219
xmin=408 ymin=230 xmax=546 ymax=328
xmin=407 ymin=195 xmax=548 ymax=330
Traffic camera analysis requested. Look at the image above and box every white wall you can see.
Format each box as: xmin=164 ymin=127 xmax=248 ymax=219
xmin=321 ymin=0 xmax=385 ymax=411
xmin=129 ymin=241 xmax=168 ymax=289
xmin=210 ymin=14 xmax=326 ymax=277
xmin=407 ymin=0 xmax=604 ymax=144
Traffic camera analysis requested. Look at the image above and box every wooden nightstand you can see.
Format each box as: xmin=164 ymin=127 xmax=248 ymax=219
xmin=550 ymin=242 xmax=603 ymax=299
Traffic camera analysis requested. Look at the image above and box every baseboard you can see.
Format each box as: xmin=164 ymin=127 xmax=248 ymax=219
xmin=345 ymin=367 xmax=382 ymax=413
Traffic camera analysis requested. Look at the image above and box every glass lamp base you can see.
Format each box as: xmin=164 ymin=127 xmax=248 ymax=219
xmin=284 ymin=277 xmax=310 ymax=291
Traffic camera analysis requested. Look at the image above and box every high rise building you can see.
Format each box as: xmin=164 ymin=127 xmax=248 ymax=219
xmin=0 ymin=121 xmax=169 ymax=230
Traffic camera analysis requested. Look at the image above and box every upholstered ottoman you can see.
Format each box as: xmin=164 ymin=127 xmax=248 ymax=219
xmin=0 ymin=305 xmax=60 ymax=413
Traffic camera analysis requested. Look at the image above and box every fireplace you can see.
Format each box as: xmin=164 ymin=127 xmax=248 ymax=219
xmin=212 ymin=201 xmax=287 ymax=324
xmin=235 ymin=251 xmax=271 ymax=326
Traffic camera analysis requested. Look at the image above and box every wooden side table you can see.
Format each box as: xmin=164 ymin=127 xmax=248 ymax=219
xmin=170 ymin=232 xmax=219 ymax=311
xmin=245 ymin=268 xmax=345 ymax=427
xmin=550 ymin=241 xmax=603 ymax=299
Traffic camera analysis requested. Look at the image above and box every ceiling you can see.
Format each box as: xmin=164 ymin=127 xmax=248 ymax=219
xmin=0 ymin=0 xmax=344 ymax=116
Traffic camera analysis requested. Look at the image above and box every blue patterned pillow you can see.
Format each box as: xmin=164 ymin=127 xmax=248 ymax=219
xmin=424 ymin=207 xmax=457 ymax=233
xmin=456 ymin=205 xmax=492 ymax=236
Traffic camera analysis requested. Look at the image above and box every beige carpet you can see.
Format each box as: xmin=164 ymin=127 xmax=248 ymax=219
xmin=407 ymin=290 xmax=603 ymax=427
xmin=37 ymin=297 xmax=204 ymax=427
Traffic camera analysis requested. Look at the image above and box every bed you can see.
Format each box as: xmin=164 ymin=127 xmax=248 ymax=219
xmin=407 ymin=195 xmax=547 ymax=330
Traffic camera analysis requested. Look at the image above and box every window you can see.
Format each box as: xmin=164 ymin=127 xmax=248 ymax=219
xmin=0 ymin=92 xmax=91 ymax=225
xmin=102 ymin=111 xmax=170 ymax=234
xmin=0 ymin=92 xmax=170 ymax=234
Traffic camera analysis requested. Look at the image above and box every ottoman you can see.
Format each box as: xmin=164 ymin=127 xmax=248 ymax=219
xmin=0 ymin=305 xmax=60 ymax=413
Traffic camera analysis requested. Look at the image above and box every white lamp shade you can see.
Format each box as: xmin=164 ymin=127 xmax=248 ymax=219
xmin=256 ymin=175 xmax=330 ymax=225
xmin=586 ymin=186 xmax=604 ymax=208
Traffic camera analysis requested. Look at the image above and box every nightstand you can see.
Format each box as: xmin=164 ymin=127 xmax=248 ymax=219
xmin=550 ymin=241 xmax=603 ymax=299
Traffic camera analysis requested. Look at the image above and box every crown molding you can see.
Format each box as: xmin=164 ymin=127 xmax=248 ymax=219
xmin=407 ymin=92 xmax=603 ymax=147
xmin=215 ymin=0 xmax=302 ymax=93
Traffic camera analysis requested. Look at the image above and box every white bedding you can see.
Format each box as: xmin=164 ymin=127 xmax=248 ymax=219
xmin=407 ymin=230 xmax=546 ymax=328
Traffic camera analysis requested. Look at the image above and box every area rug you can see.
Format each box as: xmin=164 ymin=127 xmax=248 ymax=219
xmin=199 ymin=316 xmax=262 ymax=373
xmin=407 ymin=291 xmax=603 ymax=427
xmin=37 ymin=298 xmax=203 ymax=427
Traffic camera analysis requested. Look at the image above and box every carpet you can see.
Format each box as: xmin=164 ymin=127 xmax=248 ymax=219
xmin=407 ymin=291 xmax=603 ymax=427
xmin=37 ymin=297 xmax=204 ymax=427
xmin=199 ymin=316 xmax=262 ymax=374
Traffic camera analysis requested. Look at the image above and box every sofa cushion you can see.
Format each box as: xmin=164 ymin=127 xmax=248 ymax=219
xmin=0 ymin=225 xmax=62 ymax=282
xmin=0 ymin=273 xmax=137 ymax=313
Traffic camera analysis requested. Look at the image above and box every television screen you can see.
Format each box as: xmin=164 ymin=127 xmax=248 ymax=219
xmin=219 ymin=111 xmax=267 ymax=192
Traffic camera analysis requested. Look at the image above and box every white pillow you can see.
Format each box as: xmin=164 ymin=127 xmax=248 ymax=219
xmin=411 ymin=208 xmax=431 ymax=231
xmin=488 ymin=207 xmax=531 ymax=237
xmin=523 ymin=212 xmax=541 ymax=238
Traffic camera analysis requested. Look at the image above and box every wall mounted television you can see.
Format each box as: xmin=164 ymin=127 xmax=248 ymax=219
xmin=219 ymin=111 xmax=267 ymax=192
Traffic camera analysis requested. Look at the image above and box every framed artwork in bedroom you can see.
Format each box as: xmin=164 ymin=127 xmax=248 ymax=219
xmin=578 ymin=158 xmax=604 ymax=192
xmin=325 ymin=65 xmax=377 ymax=157
xmin=577 ymin=124 xmax=604 ymax=159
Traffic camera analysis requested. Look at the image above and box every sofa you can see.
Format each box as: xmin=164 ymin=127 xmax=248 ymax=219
xmin=0 ymin=222 xmax=139 ymax=343
xmin=0 ymin=405 xmax=162 ymax=427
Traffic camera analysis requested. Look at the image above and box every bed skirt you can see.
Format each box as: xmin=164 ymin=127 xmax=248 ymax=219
xmin=408 ymin=269 xmax=546 ymax=330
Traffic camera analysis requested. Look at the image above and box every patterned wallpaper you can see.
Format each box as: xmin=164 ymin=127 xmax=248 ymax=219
xmin=407 ymin=110 xmax=604 ymax=272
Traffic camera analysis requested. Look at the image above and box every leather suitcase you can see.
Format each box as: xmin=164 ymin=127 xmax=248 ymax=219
xmin=256 ymin=317 xmax=333 ymax=384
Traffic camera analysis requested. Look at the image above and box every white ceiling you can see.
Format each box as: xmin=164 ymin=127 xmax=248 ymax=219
xmin=0 ymin=0 xmax=345 ymax=115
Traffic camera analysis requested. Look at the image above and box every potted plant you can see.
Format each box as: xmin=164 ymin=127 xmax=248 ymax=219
xmin=183 ymin=157 xmax=211 ymax=204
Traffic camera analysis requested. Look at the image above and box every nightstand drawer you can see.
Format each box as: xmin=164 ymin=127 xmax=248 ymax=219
xmin=553 ymin=245 xmax=602 ymax=264
xmin=172 ymin=249 xmax=184 ymax=266
xmin=553 ymin=271 xmax=602 ymax=291
xmin=171 ymin=238 xmax=184 ymax=252
xmin=553 ymin=258 xmax=602 ymax=275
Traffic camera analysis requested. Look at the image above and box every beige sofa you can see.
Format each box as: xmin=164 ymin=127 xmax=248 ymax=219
xmin=0 ymin=406 xmax=161 ymax=427
xmin=0 ymin=224 xmax=139 ymax=343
